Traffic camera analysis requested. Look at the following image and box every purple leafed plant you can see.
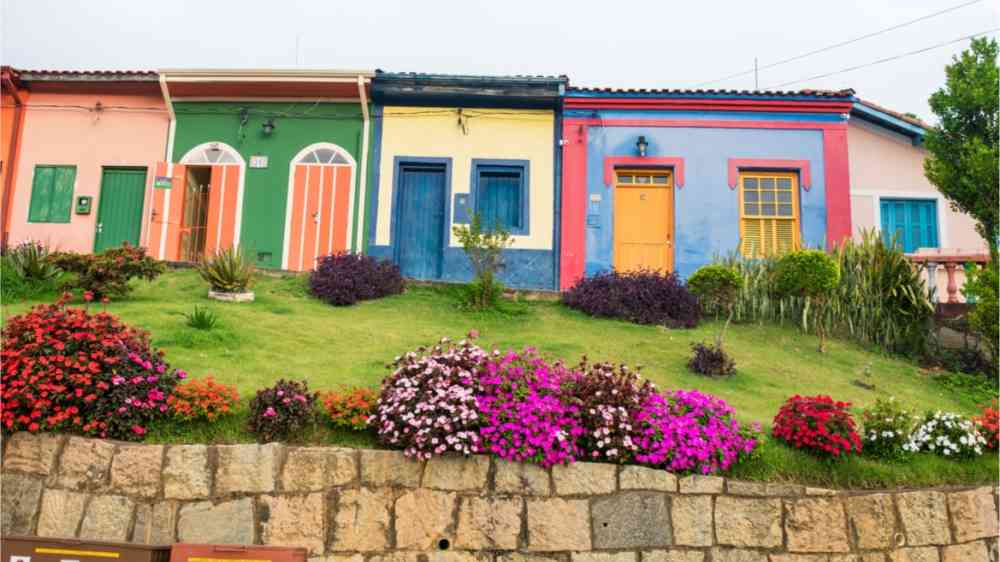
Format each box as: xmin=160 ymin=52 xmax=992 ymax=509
xmin=309 ymin=252 xmax=404 ymax=306
xmin=561 ymin=269 xmax=701 ymax=328
xmin=573 ymin=359 xmax=659 ymax=463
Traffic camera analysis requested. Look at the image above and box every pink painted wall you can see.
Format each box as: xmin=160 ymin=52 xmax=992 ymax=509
xmin=8 ymin=92 xmax=169 ymax=253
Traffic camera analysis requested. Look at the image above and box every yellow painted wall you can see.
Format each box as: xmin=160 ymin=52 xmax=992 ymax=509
xmin=375 ymin=106 xmax=554 ymax=250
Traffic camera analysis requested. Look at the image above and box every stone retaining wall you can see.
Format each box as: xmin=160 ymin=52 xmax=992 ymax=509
xmin=2 ymin=433 xmax=997 ymax=562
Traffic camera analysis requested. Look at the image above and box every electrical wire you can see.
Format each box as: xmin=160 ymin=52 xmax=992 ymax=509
xmin=691 ymin=0 xmax=985 ymax=88
xmin=765 ymin=28 xmax=1000 ymax=89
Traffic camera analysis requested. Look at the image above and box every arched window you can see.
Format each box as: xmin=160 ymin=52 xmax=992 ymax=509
xmin=292 ymin=143 xmax=356 ymax=166
xmin=180 ymin=142 xmax=244 ymax=165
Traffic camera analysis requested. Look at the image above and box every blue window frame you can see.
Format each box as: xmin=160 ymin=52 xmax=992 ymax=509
xmin=471 ymin=159 xmax=529 ymax=235
xmin=880 ymin=198 xmax=939 ymax=252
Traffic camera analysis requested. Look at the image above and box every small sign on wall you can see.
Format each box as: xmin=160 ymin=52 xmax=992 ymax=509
xmin=249 ymin=155 xmax=269 ymax=169
xmin=153 ymin=176 xmax=172 ymax=189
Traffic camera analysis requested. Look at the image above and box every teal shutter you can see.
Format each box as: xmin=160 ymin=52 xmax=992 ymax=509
xmin=475 ymin=164 xmax=525 ymax=234
xmin=28 ymin=165 xmax=76 ymax=223
xmin=880 ymin=198 xmax=938 ymax=252
xmin=28 ymin=167 xmax=56 ymax=222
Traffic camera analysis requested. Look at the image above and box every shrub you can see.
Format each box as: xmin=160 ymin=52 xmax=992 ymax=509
xmin=633 ymin=389 xmax=761 ymax=474
xmin=860 ymin=397 xmax=915 ymax=459
xmin=8 ymin=240 xmax=61 ymax=282
xmin=0 ymin=295 xmax=183 ymax=439
xmin=774 ymin=250 xmax=841 ymax=351
xmin=477 ymin=349 xmax=584 ymax=467
xmin=973 ymin=401 xmax=999 ymax=450
xmin=689 ymin=265 xmax=743 ymax=320
xmin=197 ymin=246 xmax=254 ymax=293
xmin=904 ymin=411 xmax=986 ymax=457
xmin=321 ymin=387 xmax=377 ymax=431
xmin=184 ymin=306 xmax=219 ymax=330
xmin=247 ymin=379 xmax=318 ymax=443
xmin=687 ymin=342 xmax=736 ymax=376
xmin=50 ymin=243 xmax=165 ymax=299
xmin=772 ymin=395 xmax=862 ymax=458
xmin=964 ymin=260 xmax=999 ymax=369
xmin=310 ymin=252 xmax=404 ymax=306
xmin=562 ymin=269 xmax=701 ymax=328
xmin=169 ymin=376 xmax=240 ymax=422
xmin=570 ymin=360 xmax=657 ymax=463
xmin=370 ymin=337 xmax=485 ymax=459
xmin=453 ymin=213 xmax=513 ymax=310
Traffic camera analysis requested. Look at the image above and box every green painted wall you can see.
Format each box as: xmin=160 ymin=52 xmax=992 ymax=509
xmin=171 ymin=102 xmax=369 ymax=268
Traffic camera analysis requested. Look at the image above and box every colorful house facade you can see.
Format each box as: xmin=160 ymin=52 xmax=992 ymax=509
xmin=6 ymin=70 xmax=169 ymax=253
xmin=366 ymin=72 xmax=566 ymax=290
xmin=154 ymin=69 xmax=374 ymax=270
xmin=558 ymin=87 xmax=855 ymax=289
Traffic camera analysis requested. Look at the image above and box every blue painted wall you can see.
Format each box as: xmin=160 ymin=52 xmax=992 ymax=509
xmin=368 ymin=245 xmax=554 ymax=290
xmin=581 ymin=123 xmax=827 ymax=279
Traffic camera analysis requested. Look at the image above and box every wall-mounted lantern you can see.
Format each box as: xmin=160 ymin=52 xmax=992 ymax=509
xmin=636 ymin=135 xmax=648 ymax=157
xmin=262 ymin=119 xmax=276 ymax=136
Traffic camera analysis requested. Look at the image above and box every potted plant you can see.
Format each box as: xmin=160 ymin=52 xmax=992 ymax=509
xmin=198 ymin=246 xmax=255 ymax=302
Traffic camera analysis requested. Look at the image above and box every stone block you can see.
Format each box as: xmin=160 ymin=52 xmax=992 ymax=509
xmin=495 ymin=459 xmax=550 ymax=496
xmin=714 ymin=496 xmax=782 ymax=548
xmin=109 ymin=445 xmax=163 ymax=498
xmin=163 ymin=445 xmax=211 ymax=499
xmin=2 ymin=472 xmax=43 ymax=535
xmin=620 ymin=466 xmax=678 ymax=492
xmin=552 ymin=462 xmax=616 ymax=495
xmin=786 ymin=497 xmax=850 ymax=553
xmin=679 ymin=475 xmax=724 ymax=494
xmin=53 ymin=437 xmax=115 ymax=490
xmin=571 ymin=553 xmax=636 ymax=562
xmin=360 ymin=449 xmax=422 ymax=487
xmin=214 ymin=443 xmax=279 ymax=495
xmin=131 ymin=501 xmax=177 ymax=544
xmin=805 ymin=487 xmax=838 ymax=496
xmin=947 ymin=487 xmax=998 ymax=543
xmin=260 ymin=493 xmax=325 ymax=554
xmin=526 ymin=497 xmax=591 ymax=551
xmin=642 ymin=551 xmax=706 ymax=562
xmin=332 ymin=487 xmax=393 ymax=551
xmin=455 ymin=496 xmax=522 ymax=550
xmin=497 ymin=555 xmax=559 ymax=562
xmin=79 ymin=495 xmax=134 ymax=541
xmin=308 ymin=556 xmax=364 ymax=562
xmin=395 ymin=488 xmax=457 ymax=550
xmin=423 ymin=455 xmax=490 ymax=491
xmin=709 ymin=548 xmax=767 ymax=562
xmin=671 ymin=494 xmax=713 ymax=546
xmin=845 ymin=493 xmax=897 ymax=550
xmin=726 ymin=480 xmax=803 ymax=496
xmin=888 ymin=547 xmax=940 ymax=562
xmin=281 ymin=446 xmax=357 ymax=491
xmin=592 ymin=491 xmax=671 ymax=549
xmin=897 ymin=491 xmax=952 ymax=546
xmin=942 ymin=541 xmax=990 ymax=562
xmin=3 ymin=432 xmax=63 ymax=475
xmin=177 ymin=498 xmax=255 ymax=544
xmin=36 ymin=489 xmax=87 ymax=538
xmin=769 ymin=555 xmax=830 ymax=562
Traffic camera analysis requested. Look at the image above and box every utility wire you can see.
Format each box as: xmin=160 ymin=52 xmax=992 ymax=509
xmin=765 ymin=28 xmax=1000 ymax=89
xmin=692 ymin=0 xmax=984 ymax=87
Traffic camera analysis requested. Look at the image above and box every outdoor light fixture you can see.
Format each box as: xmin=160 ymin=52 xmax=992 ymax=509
xmin=636 ymin=135 xmax=648 ymax=157
xmin=262 ymin=119 xmax=276 ymax=136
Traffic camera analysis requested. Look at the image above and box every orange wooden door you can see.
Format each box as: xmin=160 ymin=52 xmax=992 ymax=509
xmin=285 ymin=164 xmax=352 ymax=271
xmin=203 ymin=164 xmax=241 ymax=257
xmin=613 ymin=170 xmax=674 ymax=272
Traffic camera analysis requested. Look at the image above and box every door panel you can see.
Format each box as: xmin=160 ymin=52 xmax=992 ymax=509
xmin=94 ymin=168 xmax=147 ymax=252
xmin=613 ymin=174 xmax=674 ymax=273
xmin=396 ymin=165 xmax=446 ymax=280
xmin=284 ymin=164 xmax=353 ymax=271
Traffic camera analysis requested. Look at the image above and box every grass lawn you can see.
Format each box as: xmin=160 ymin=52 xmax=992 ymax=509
xmin=3 ymin=268 xmax=997 ymax=489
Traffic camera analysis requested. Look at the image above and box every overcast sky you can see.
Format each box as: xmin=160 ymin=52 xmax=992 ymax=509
xmin=2 ymin=0 xmax=997 ymax=121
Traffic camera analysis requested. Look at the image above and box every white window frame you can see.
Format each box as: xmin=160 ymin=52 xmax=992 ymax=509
xmin=852 ymin=189 xmax=949 ymax=250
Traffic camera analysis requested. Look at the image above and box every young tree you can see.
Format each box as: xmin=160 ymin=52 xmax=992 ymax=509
xmin=774 ymin=250 xmax=841 ymax=353
xmin=453 ymin=213 xmax=513 ymax=309
xmin=924 ymin=37 xmax=999 ymax=257
xmin=688 ymin=264 xmax=743 ymax=348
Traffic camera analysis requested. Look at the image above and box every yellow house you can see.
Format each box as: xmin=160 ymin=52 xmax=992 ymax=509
xmin=365 ymin=72 xmax=566 ymax=290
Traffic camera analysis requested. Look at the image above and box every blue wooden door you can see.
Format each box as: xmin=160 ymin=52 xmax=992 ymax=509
xmin=396 ymin=164 xmax=446 ymax=279
xmin=880 ymin=198 xmax=938 ymax=252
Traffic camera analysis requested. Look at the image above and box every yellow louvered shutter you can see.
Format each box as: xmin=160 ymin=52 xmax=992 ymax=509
xmin=739 ymin=172 xmax=800 ymax=258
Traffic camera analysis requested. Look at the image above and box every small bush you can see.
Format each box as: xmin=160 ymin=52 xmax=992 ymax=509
xmin=198 ymin=246 xmax=254 ymax=293
xmin=904 ymin=411 xmax=986 ymax=457
xmin=50 ymin=243 xmax=165 ymax=299
xmin=7 ymin=240 xmax=61 ymax=283
xmin=964 ymin=261 xmax=998 ymax=369
xmin=689 ymin=264 xmax=743 ymax=316
xmin=185 ymin=306 xmax=219 ymax=330
xmin=687 ymin=342 xmax=736 ymax=376
xmin=453 ymin=213 xmax=513 ymax=310
xmin=573 ymin=360 xmax=658 ymax=463
xmin=860 ymin=397 xmax=915 ymax=459
xmin=310 ymin=252 xmax=404 ymax=306
xmin=321 ymin=387 xmax=377 ymax=431
xmin=973 ymin=401 xmax=999 ymax=450
xmin=169 ymin=377 xmax=240 ymax=422
xmin=772 ymin=395 xmax=862 ymax=458
xmin=774 ymin=250 xmax=840 ymax=351
xmin=370 ymin=337 xmax=485 ymax=459
xmin=562 ymin=269 xmax=700 ymax=328
xmin=247 ymin=379 xmax=318 ymax=443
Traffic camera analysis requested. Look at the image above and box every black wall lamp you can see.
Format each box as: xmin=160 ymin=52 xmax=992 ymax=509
xmin=262 ymin=119 xmax=276 ymax=136
xmin=636 ymin=135 xmax=648 ymax=157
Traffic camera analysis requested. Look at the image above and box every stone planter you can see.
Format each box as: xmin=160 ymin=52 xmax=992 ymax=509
xmin=208 ymin=290 xmax=255 ymax=302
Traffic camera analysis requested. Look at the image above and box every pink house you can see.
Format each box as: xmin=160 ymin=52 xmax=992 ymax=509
xmin=7 ymin=70 xmax=169 ymax=254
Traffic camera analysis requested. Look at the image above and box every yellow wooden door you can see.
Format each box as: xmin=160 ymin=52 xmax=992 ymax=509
xmin=613 ymin=170 xmax=674 ymax=272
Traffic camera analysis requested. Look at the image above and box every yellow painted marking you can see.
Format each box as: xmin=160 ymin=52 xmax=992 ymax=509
xmin=34 ymin=549 xmax=120 ymax=559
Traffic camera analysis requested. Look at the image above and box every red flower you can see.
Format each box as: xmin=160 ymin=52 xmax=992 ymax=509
xmin=83 ymin=291 xmax=94 ymax=302
xmin=772 ymin=395 xmax=861 ymax=459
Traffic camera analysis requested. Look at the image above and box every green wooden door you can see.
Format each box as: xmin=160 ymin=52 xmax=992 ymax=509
xmin=94 ymin=168 xmax=147 ymax=252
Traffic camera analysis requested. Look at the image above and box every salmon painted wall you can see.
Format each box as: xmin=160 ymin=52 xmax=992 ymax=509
xmin=1 ymin=86 xmax=29 ymax=239
xmin=8 ymin=92 xmax=168 ymax=252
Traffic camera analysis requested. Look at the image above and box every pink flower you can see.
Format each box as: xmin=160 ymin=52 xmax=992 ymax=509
xmin=112 ymin=376 xmax=125 ymax=386
xmin=263 ymin=407 xmax=277 ymax=418
xmin=132 ymin=425 xmax=146 ymax=436
xmin=177 ymin=370 xmax=187 ymax=380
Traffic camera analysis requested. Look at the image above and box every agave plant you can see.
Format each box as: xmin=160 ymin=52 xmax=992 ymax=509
xmin=197 ymin=246 xmax=255 ymax=293
xmin=184 ymin=305 xmax=219 ymax=330
xmin=7 ymin=240 xmax=61 ymax=281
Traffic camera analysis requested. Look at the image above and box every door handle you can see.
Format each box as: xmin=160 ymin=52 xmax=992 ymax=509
xmin=96 ymin=222 xmax=103 ymax=233
xmin=313 ymin=212 xmax=320 ymax=224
